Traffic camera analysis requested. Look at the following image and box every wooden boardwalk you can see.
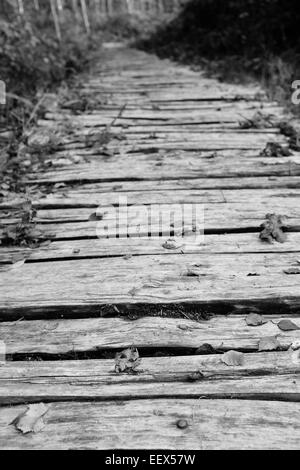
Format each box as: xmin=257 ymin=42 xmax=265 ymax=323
xmin=0 ymin=43 xmax=299 ymax=449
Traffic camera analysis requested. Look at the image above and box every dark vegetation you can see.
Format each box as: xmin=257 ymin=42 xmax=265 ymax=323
xmin=0 ymin=1 xmax=98 ymax=139
xmin=138 ymin=0 xmax=300 ymax=115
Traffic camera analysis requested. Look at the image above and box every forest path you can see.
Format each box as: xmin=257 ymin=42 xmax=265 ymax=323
xmin=0 ymin=43 xmax=299 ymax=449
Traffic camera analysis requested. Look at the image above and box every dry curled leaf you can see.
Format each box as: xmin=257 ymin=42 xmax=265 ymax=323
xmin=258 ymin=336 xmax=280 ymax=351
xmin=246 ymin=313 xmax=268 ymax=326
xmin=260 ymin=142 xmax=292 ymax=158
xmin=115 ymin=347 xmax=141 ymax=374
xmin=277 ymin=319 xmax=300 ymax=331
xmin=259 ymin=213 xmax=287 ymax=244
xmin=221 ymin=350 xmax=244 ymax=366
xmin=195 ymin=343 xmax=215 ymax=355
xmin=162 ymin=238 xmax=182 ymax=250
xmin=187 ymin=371 xmax=204 ymax=382
xmin=290 ymin=340 xmax=300 ymax=351
xmin=12 ymin=403 xmax=49 ymax=434
xmin=89 ymin=212 xmax=103 ymax=221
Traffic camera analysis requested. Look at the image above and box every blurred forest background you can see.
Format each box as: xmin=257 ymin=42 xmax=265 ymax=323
xmin=139 ymin=0 xmax=300 ymax=115
xmin=0 ymin=0 xmax=299 ymax=159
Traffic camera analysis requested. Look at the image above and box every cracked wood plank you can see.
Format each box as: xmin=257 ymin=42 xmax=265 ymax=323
xmin=0 ymin=352 xmax=299 ymax=404
xmin=1 ymin=315 xmax=300 ymax=354
xmin=1 ymin=233 xmax=300 ymax=264
xmin=0 ymin=399 xmax=299 ymax=449
xmin=0 ymin=253 xmax=300 ymax=316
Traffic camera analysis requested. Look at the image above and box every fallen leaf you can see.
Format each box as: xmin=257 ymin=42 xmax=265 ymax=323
xmin=246 ymin=313 xmax=268 ymax=326
xmin=89 ymin=212 xmax=103 ymax=221
xmin=221 ymin=350 xmax=244 ymax=366
xmin=260 ymin=142 xmax=292 ymax=158
xmin=12 ymin=403 xmax=49 ymax=434
xmin=162 ymin=238 xmax=182 ymax=250
xmin=187 ymin=371 xmax=204 ymax=382
xmin=258 ymin=336 xmax=281 ymax=351
xmin=290 ymin=340 xmax=300 ymax=351
xmin=259 ymin=213 xmax=287 ymax=244
xmin=195 ymin=343 xmax=215 ymax=355
xmin=277 ymin=319 xmax=300 ymax=331
xmin=115 ymin=347 xmax=141 ymax=374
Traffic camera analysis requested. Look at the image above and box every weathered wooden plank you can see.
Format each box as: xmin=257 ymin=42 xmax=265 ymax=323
xmin=0 ymin=253 xmax=300 ymax=316
xmin=22 ymin=151 xmax=300 ymax=183
xmin=2 ymin=198 xmax=299 ymax=241
xmin=39 ymin=120 xmax=282 ymax=133
xmin=44 ymin=108 xmax=283 ymax=123
xmin=0 ymin=352 xmax=299 ymax=404
xmin=28 ymin=187 xmax=300 ymax=209
xmin=1 ymin=315 xmax=299 ymax=354
xmin=0 ymin=399 xmax=298 ymax=449
xmin=1 ymin=233 xmax=300 ymax=264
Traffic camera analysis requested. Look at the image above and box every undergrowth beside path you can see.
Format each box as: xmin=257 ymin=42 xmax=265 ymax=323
xmin=138 ymin=0 xmax=300 ymax=117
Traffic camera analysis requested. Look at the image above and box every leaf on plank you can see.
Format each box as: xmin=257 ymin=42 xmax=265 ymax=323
xmin=12 ymin=403 xmax=49 ymax=434
xmin=221 ymin=350 xmax=244 ymax=366
xmin=115 ymin=347 xmax=141 ymax=374
xmin=89 ymin=212 xmax=103 ymax=221
xmin=259 ymin=213 xmax=287 ymax=244
xmin=246 ymin=313 xmax=268 ymax=326
xmin=290 ymin=340 xmax=300 ymax=351
xmin=162 ymin=238 xmax=182 ymax=250
xmin=277 ymin=319 xmax=300 ymax=331
xmin=195 ymin=343 xmax=215 ymax=355
xmin=258 ymin=336 xmax=281 ymax=351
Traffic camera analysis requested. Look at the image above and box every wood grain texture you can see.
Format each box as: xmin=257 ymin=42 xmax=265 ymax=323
xmin=22 ymin=151 xmax=300 ymax=184
xmin=0 ymin=399 xmax=299 ymax=449
xmin=0 ymin=252 xmax=300 ymax=315
xmin=1 ymin=232 xmax=300 ymax=264
xmin=0 ymin=352 xmax=299 ymax=404
xmin=1 ymin=315 xmax=300 ymax=354
xmin=0 ymin=253 xmax=300 ymax=315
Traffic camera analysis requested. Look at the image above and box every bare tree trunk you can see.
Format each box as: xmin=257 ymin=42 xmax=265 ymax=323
xmin=72 ymin=0 xmax=80 ymax=20
xmin=80 ymin=0 xmax=90 ymax=33
xmin=94 ymin=0 xmax=101 ymax=19
xmin=17 ymin=0 xmax=24 ymax=15
xmin=50 ymin=0 xmax=62 ymax=41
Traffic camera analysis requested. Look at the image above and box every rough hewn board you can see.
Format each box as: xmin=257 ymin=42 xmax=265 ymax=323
xmin=27 ymin=187 xmax=300 ymax=209
xmin=0 ymin=399 xmax=298 ymax=449
xmin=0 ymin=253 xmax=300 ymax=315
xmin=39 ymin=120 xmax=282 ymax=133
xmin=44 ymin=109 xmax=283 ymax=124
xmin=23 ymin=152 xmax=300 ymax=184
xmin=1 ymin=315 xmax=299 ymax=354
xmin=1 ymin=252 xmax=300 ymax=316
xmin=2 ymin=199 xmax=299 ymax=240
xmin=0 ymin=352 xmax=299 ymax=404
xmin=1 ymin=233 xmax=300 ymax=264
